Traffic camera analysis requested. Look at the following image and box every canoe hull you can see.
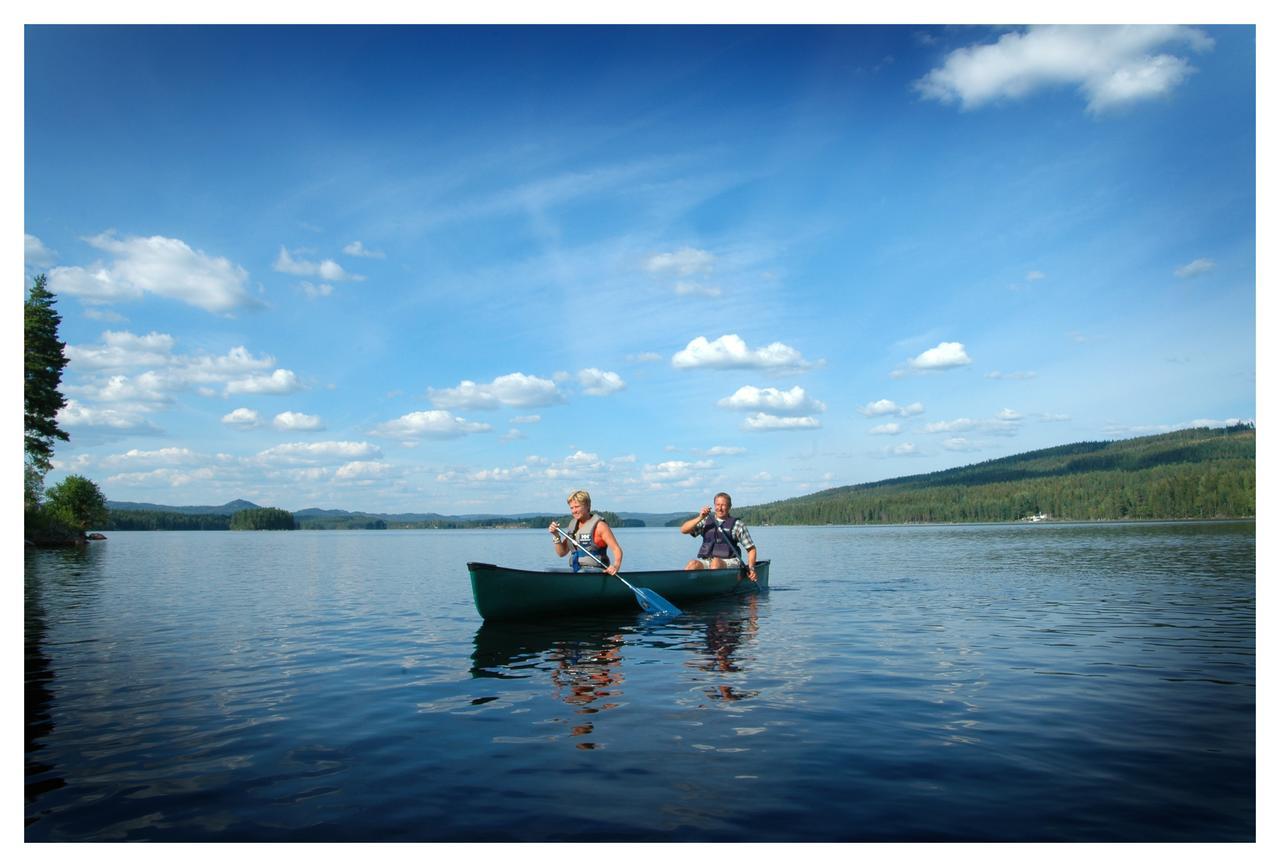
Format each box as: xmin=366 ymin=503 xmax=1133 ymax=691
xmin=468 ymin=560 xmax=769 ymax=621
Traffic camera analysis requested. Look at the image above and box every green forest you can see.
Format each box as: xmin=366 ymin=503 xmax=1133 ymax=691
xmin=737 ymin=425 xmax=1255 ymax=526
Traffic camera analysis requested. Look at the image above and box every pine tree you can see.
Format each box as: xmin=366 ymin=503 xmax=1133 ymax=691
xmin=24 ymin=275 xmax=70 ymax=477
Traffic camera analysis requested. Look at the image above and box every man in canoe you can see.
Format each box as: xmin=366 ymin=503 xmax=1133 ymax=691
xmin=549 ymin=490 xmax=623 ymax=575
xmin=680 ymin=492 xmax=759 ymax=581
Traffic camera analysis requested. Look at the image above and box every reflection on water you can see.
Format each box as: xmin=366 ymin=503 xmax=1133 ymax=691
xmin=25 ymin=524 xmax=1255 ymax=841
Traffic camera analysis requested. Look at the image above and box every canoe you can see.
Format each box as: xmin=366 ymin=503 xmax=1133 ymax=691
xmin=468 ymin=560 xmax=770 ymax=621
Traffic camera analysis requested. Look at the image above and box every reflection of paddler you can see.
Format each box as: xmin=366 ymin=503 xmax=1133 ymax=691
xmin=690 ymin=595 xmax=760 ymax=702
xmin=549 ymin=636 xmax=624 ymax=749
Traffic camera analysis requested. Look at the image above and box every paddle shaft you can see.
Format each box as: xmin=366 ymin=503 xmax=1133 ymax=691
xmin=553 ymin=526 xmax=637 ymax=589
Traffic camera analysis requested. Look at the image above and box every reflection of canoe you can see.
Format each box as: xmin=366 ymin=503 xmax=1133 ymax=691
xmin=467 ymin=560 xmax=770 ymax=621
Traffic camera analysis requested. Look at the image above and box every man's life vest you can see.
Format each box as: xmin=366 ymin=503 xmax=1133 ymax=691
xmin=568 ymin=513 xmax=610 ymax=572
xmin=697 ymin=516 xmax=742 ymax=560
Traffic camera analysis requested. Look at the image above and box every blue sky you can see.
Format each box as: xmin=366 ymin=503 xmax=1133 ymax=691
xmin=23 ymin=23 xmax=1257 ymax=515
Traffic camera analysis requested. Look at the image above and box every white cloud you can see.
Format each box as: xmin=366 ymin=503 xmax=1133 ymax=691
xmin=334 ymin=460 xmax=396 ymax=480
xmin=67 ymin=372 xmax=173 ymax=405
xmin=888 ymin=443 xmax=921 ymax=457
xmin=101 ymin=447 xmax=203 ymax=467
xmin=511 ymin=415 xmax=541 ymax=424
xmin=84 ymin=309 xmax=129 ymax=323
xmin=371 ymin=410 xmax=492 ymax=439
xmin=742 ymin=413 xmax=821 ymax=431
xmin=1105 ymin=417 xmax=1253 ymax=436
xmin=915 ymin=25 xmax=1213 ymax=114
xmin=869 ymin=422 xmax=902 ymax=435
xmin=942 ymin=437 xmax=984 ymax=452
xmin=642 ymin=459 xmax=713 ymax=484
xmin=273 ymin=411 xmax=325 ymax=431
xmin=343 ymin=241 xmax=385 ymax=259
xmin=645 ymin=247 xmax=715 ymax=276
xmin=222 ymin=408 xmax=261 ymax=429
xmin=674 ymin=280 xmax=722 ymax=297
xmin=907 ymin=342 xmax=972 ymax=371
xmin=273 ymin=246 xmax=362 ymax=281
xmin=48 ymin=231 xmax=259 ymax=313
xmin=301 ymin=281 xmax=333 ymax=299
xmin=56 ymin=399 xmax=161 ymax=434
xmin=1026 ymin=270 xmax=1046 ymax=281
xmin=65 ymin=330 xmax=177 ymax=370
xmin=859 ymin=398 xmax=925 ymax=417
xmin=26 ymin=234 xmax=56 ymax=270
xmin=225 ymin=369 xmax=302 ymax=396
xmin=718 ymin=385 xmax=826 ymax=415
xmin=106 ymin=467 xmax=216 ymax=487
xmin=705 ymin=445 xmax=746 ymax=456
xmin=256 ymin=441 xmax=382 ymax=465
xmin=923 ymin=413 xmax=1021 ymax=436
xmin=429 ymin=373 xmax=563 ymax=409
xmin=577 ymin=368 xmax=626 ymax=396
xmin=627 ymin=352 xmax=663 ymax=363
xmin=986 ymin=370 xmax=1038 ymax=380
xmin=673 ymin=334 xmax=814 ymax=371
xmin=1175 ymin=258 xmax=1215 ymax=278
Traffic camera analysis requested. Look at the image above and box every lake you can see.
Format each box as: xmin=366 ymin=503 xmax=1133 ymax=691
xmin=24 ymin=521 xmax=1255 ymax=842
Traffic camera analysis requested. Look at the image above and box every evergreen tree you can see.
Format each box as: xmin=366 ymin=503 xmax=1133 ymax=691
xmin=24 ymin=275 xmax=69 ymax=477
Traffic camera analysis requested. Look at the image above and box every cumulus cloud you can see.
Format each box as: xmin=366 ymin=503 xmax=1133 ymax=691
xmin=334 ymin=460 xmax=395 ymax=480
xmin=642 ymin=459 xmax=714 ymax=485
xmin=273 ymin=246 xmax=362 ymax=281
xmin=986 ymin=370 xmax=1038 ymax=380
xmin=705 ymin=445 xmax=747 ymax=456
xmin=26 ymin=234 xmax=56 ymax=270
xmin=429 ymin=372 xmax=563 ymax=410
xmin=300 ymin=281 xmax=333 ymax=299
xmin=718 ymin=385 xmax=826 ymax=416
xmin=743 ymin=413 xmax=822 ymax=431
xmin=101 ymin=447 xmax=203 ymax=467
xmin=907 ymin=342 xmax=972 ymax=371
xmin=577 ymin=368 xmax=626 ymax=396
xmin=511 ymin=415 xmax=541 ymax=424
xmin=256 ymin=441 xmax=382 ymax=465
xmin=674 ymin=281 xmax=722 ymax=297
xmin=57 ymin=399 xmax=161 ymax=434
xmin=371 ymin=410 xmax=492 ymax=439
xmin=870 ymin=422 xmax=902 ymax=435
xmin=65 ymin=330 xmax=177 ymax=370
xmin=273 ymin=411 xmax=325 ymax=431
xmin=627 ymin=352 xmax=663 ymax=363
xmin=915 ymin=25 xmax=1213 ymax=114
xmin=887 ymin=443 xmax=921 ymax=457
xmin=222 ymin=408 xmax=261 ymax=429
xmin=342 ymin=241 xmax=385 ymax=259
xmin=48 ymin=231 xmax=260 ymax=313
xmin=225 ymin=369 xmax=302 ymax=396
xmin=645 ymin=247 xmax=715 ymax=276
xmin=106 ymin=467 xmax=216 ymax=487
xmin=942 ymin=437 xmax=984 ymax=452
xmin=859 ymin=398 xmax=925 ymax=417
xmin=673 ymin=334 xmax=815 ymax=371
xmin=1175 ymin=258 xmax=1215 ymax=278
xmin=1105 ymin=417 xmax=1253 ymax=436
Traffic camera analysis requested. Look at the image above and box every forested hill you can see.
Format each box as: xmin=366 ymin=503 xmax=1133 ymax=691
xmin=737 ymin=425 xmax=1255 ymax=526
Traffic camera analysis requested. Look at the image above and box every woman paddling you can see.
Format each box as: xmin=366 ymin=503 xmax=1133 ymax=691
xmin=549 ymin=490 xmax=623 ymax=575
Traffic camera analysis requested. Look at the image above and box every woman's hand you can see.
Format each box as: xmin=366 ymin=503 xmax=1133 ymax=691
xmin=548 ymin=521 xmax=560 ymax=541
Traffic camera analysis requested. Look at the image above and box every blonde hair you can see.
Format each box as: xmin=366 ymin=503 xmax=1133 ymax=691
xmin=567 ymin=490 xmax=592 ymax=511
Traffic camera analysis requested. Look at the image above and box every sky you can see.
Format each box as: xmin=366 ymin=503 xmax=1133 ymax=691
xmin=21 ymin=20 xmax=1258 ymax=516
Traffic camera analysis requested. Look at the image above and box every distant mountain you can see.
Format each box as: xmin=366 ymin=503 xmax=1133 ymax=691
xmin=107 ymin=499 xmax=261 ymax=515
xmin=736 ymin=424 xmax=1255 ymax=525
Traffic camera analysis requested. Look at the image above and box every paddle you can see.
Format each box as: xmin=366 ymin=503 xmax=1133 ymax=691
xmin=554 ymin=527 xmax=681 ymax=617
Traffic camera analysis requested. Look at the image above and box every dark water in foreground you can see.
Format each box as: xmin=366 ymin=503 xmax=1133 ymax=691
xmin=25 ymin=522 xmax=1254 ymax=841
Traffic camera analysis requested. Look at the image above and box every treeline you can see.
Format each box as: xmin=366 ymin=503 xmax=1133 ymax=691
xmin=107 ymin=510 xmax=233 ymax=530
xmin=230 ymin=508 xmax=297 ymax=530
xmin=374 ymin=511 xmax=632 ymax=530
xmin=738 ymin=425 xmax=1255 ymax=526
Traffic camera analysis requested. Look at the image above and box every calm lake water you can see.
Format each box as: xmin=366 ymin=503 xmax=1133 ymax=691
xmin=25 ymin=522 xmax=1255 ymax=842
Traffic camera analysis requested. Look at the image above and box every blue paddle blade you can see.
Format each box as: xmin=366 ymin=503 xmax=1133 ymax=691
xmin=634 ymin=587 xmax=681 ymax=617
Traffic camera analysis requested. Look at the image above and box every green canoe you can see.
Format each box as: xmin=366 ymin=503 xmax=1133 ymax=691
xmin=467 ymin=560 xmax=770 ymax=621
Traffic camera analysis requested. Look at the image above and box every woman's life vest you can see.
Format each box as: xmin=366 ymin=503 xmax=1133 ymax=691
xmin=567 ymin=513 xmax=610 ymax=572
xmin=697 ymin=516 xmax=742 ymax=560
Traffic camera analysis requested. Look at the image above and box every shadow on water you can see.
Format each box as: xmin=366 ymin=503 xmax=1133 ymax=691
xmin=25 ymin=546 xmax=107 ymax=825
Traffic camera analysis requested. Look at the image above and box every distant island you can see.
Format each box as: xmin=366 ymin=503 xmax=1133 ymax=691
xmin=103 ymin=425 xmax=1254 ymax=531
